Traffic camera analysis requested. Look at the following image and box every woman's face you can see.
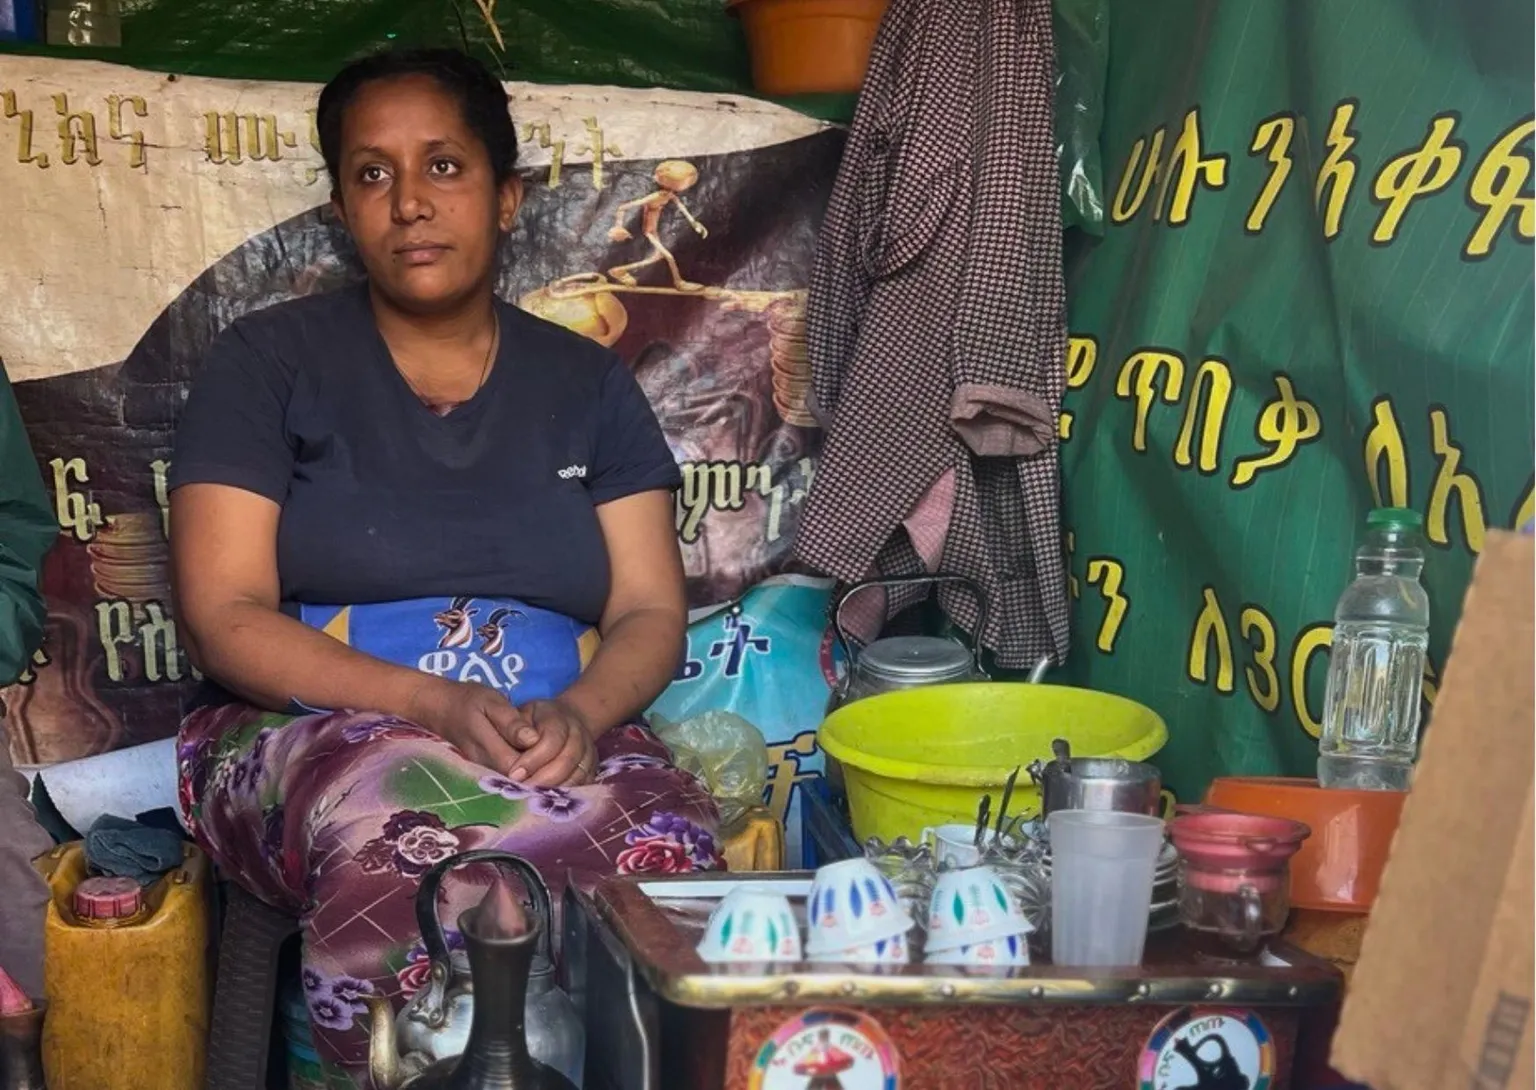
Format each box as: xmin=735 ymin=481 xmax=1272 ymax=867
xmin=332 ymin=74 xmax=521 ymax=315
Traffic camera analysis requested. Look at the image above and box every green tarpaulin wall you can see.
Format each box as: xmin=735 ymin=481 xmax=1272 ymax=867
xmin=4 ymin=0 xmax=1532 ymax=799
xmin=1058 ymin=0 xmax=1533 ymax=798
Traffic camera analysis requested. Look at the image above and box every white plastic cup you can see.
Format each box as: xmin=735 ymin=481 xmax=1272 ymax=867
xmin=696 ymin=888 xmax=802 ymax=963
xmin=806 ymin=930 xmax=910 ymax=965
xmin=924 ymin=864 xmax=1032 ymax=953
xmin=805 ymin=859 xmax=914 ymax=954
xmin=920 ymin=823 xmax=984 ymax=868
xmin=1048 ymin=809 xmax=1165 ymax=967
xmin=924 ymin=931 xmax=1031 ymax=967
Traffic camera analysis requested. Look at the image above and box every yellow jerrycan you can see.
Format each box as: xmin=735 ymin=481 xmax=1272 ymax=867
xmin=36 ymin=840 xmax=211 ymax=1090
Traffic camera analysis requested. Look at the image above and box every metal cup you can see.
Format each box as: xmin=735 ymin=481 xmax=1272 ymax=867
xmin=1027 ymin=749 xmax=1163 ymax=818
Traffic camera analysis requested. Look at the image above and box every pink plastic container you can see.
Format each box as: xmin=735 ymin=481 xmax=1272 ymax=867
xmin=1168 ymin=811 xmax=1310 ymax=882
xmin=1168 ymin=811 xmax=1311 ymax=951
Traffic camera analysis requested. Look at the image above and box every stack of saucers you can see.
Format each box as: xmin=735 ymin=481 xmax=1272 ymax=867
xmin=1147 ymin=841 xmax=1181 ymax=931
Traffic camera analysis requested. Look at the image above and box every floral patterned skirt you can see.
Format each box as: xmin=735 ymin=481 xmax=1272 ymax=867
xmin=177 ymin=703 xmax=722 ymax=1085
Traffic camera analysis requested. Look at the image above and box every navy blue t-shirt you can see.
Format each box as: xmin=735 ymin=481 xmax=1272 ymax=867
xmin=169 ymin=285 xmax=681 ymax=625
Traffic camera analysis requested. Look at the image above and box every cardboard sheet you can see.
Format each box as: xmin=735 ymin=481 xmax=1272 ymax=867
xmin=1332 ymin=531 xmax=1534 ymax=1090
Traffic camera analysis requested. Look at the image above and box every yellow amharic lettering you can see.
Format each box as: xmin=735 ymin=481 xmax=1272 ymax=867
xmin=676 ymin=461 xmax=773 ymax=544
xmin=522 ymin=121 xmax=566 ymax=188
xmin=1512 ymin=482 xmax=1534 ymax=531
xmin=1464 ymin=117 xmax=1536 ymax=260
xmin=1059 ymin=336 xmax=1099 ymax=441
xmin=1 ymin=90 xmax=50 ymax=168
xmin=1314 ymin=101 xmax=1360 ymax=241
xmin=1240 ymin=606 xmax=1280 ymax=713
xmin=1173 ymin=357 xmax=1232 ymax=475
xmin=1246 ymin=114 xmax=1296 ymax=234
xmin=1426 ymin=408 xmax=1486 ymax=554
xmin=1188 ymin=587 xmax=1235 ymax=694
xmin=1111 ymin=128 xmax=1165 ymax=224
xmin=52 ymin=93 xmax=100 ymax=166
xmin=204 ymin=112 xmax=298 ymax=165
xmin=94 ymin=601 xmax=196 ymax=685
xmin=1371 ymin=114 xmax=1464 ymax=244
xmin=50 ymin=456 xmax=103 ymax=542
xmin=107 ymin=94 xmax=147 ymax=170
xmin=1290 ymin=623 xmax=1333 ymax=739
xmin=1085 ymin=558 xmax=1128 ymax=654
xmin=1115 ymin=350 xmax=1185 ymax=453
xmin=1231 ymin=375 xmax=1322 ymax=488
xmin=1154 ymin=108 xmax=1228 ymax=226
xmin=1065 ymin=530 xmax=1079 ymax=600
xmin=1363 ymin=397 xmax=1410 ymax=509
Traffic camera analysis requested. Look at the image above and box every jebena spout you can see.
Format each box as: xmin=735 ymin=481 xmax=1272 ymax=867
xmin=363 ymin=994 xmax=403 ymax=1090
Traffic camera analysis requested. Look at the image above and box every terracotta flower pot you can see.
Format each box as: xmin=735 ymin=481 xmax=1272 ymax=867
xmin=729 ymin=0 xmax=890 ymax=96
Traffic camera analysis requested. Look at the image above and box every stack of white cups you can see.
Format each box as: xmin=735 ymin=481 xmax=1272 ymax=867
xmin=803 ymin=859 xmax=914 ymax=964
xmin=696 ymin=886 xmax=803 ymax=963
xmin=922 ymin=864 xmax=1035 ymax=967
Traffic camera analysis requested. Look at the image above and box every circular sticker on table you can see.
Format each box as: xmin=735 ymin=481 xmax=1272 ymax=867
xmin=1138 ymin=1008 xmax=1275 ymax=1090
xmin=749 ymin=1007 xmax=901 ymax=1089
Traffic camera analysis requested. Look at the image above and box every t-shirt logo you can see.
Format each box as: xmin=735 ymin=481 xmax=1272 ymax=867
xmin=557 ymin=464 xmax=588 ymax=480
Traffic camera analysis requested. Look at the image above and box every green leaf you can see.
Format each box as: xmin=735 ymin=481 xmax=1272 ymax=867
xmin=386 ymin=759 xmax=522 ymax=827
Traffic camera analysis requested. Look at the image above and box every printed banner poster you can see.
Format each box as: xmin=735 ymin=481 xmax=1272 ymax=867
xmin=0 ymin=56 xmax=840 ymax=769
xmin=1055 ymin=0 xmax=1533 ymax=797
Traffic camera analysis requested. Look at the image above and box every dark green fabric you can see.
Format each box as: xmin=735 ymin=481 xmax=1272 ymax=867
xmin=0 ymin=0 xmax=864 ymax=117
xmin=0 ymin=363 xmax=57 ymax=684
xmin=1055 ymin=0 xmax=1534 ymax=797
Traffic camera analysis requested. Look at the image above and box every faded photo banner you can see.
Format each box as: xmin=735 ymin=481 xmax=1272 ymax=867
xmin=0 ymin=56 xmax=840 ymax=769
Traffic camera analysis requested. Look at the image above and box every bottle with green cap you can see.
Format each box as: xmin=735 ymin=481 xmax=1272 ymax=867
xmin=1317 ymin=507 xmax=1430 ymax=791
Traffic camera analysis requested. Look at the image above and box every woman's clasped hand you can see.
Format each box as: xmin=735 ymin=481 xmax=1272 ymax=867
xmin=405 ymin=678 xmax=598 ymax=787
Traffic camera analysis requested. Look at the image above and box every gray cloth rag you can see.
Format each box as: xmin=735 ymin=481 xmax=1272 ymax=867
xmin=84 ymin=814 xmax=184 ymax=885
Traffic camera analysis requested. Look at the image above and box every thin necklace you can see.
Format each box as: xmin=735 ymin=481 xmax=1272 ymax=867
xmin=396 ymin=317 xmax=500 ymax=413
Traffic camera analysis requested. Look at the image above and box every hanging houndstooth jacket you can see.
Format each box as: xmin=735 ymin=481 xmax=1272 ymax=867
xmin=793 ymin=0 xmax=1069 ymax=668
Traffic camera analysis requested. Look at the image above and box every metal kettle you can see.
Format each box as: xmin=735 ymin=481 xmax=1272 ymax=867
xmin=823 ymin=573 xmax=991 ymax=717
xmin=364 ymin=849 xmax=579 ymax=1090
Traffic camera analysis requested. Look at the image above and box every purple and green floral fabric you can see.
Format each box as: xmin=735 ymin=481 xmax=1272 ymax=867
xmin=178 ymin=703 xmax=722 ymax=1085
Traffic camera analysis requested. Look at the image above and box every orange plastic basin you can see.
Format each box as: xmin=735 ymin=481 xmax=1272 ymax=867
xmin=730 ymin=0 xmax=889 ymax=96
xmin=1203 ymin=776 xmax=1405 ymax=913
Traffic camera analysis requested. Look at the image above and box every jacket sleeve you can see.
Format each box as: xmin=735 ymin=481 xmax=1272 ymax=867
xmin=0 ymin=364 xmax=57 ymax=686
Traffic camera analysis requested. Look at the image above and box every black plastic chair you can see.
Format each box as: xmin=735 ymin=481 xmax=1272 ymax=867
xmin=206 ymin=882 xmax=301 ymax=1090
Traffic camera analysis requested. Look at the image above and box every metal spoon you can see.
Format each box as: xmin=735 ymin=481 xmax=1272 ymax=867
xmin=973 ymin=794 xmax=992 ymax=848
xmin=995 ymin=766 xmax=1020 ymax=840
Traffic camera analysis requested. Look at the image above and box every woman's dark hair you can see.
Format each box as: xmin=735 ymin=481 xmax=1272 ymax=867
xmin=316 ymin=47 xmax=519 ymax=189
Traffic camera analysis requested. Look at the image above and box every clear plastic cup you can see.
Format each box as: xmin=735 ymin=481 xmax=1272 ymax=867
xmin=1048 ymin=809 xmax=1165 ymax=967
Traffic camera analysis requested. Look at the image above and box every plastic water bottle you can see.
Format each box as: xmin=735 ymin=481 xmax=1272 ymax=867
xmin=1317 ymin=508 xmax=1430 ymax=791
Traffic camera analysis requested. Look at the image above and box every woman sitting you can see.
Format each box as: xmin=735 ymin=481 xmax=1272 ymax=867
xmin=169 ymin=47 xmax=720 ymax=1081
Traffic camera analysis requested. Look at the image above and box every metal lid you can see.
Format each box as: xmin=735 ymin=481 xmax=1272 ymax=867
xmin=73 ymin=876 xmax=144 ymax=924
xmin=858 ymin=636 xmax=975 ymax=684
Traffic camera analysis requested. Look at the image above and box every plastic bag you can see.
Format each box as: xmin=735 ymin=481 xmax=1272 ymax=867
xmin=648 ymin=576 xmax=839 ymax=867
xmin=652 ymin=709 xmax=770 ymax=828
xmin=1054 ymin=0 xmax=1109 ymax=235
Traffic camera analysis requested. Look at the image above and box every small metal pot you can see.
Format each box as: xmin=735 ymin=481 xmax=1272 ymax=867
xmin=823 ymin=573 xmax=991 ymax=718
xmin=822 ymin=574 xmax=990 ymax=800
xmin=1026 ymin=739 xmax=1162 ymax=818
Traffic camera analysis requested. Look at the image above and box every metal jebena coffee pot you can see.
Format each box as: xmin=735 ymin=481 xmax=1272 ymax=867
xmin=364 ymin=849 xmax=579 ymax=1090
